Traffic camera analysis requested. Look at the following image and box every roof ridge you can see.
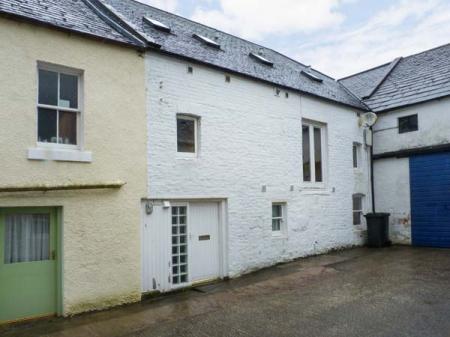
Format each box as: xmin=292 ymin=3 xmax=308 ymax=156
xmin=339 ymin=62 xmax=392 ymax=81
xmin=362 ymin=57 xmax=403 ymax=99
xmin=340 ymin=42 xmax=450 ymax=81
xmin=401 ymin=42 xmax=450 ymax=61
xmin=125 ymin=0 xmax=336 ymax=80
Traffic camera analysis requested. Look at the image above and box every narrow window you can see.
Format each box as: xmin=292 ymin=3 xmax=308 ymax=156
xmin=398 ymin=114 xmax=418 ymax=133
xmin=302 ymin=121 xmax=326 ymax=184
xmin=272 ymin=203 xmax=286 ymax=233
xmin=314 ymin=127 xmax=322 ymax=182
xmin=302 ymin=125 xmax=310 ymax=181
xmin=177 ymin=115 xmax=197 ymax=154
xmin=38 ymin=67 xmax=81 ymax=146
xmin=353 ymin=143 xmax=361 ymax=168
xmin=353 ymin=194 xmax=364 ymax=225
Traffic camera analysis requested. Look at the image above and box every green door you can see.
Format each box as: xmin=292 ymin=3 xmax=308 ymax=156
xmin=0 ymin=208 xmax=57 ymax=324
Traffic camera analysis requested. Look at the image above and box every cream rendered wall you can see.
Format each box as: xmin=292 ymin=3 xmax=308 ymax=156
xmin=145 ymin=52 xmax=370 ymax=277
xmin=0 ymin=19 xmax=147 ymax=315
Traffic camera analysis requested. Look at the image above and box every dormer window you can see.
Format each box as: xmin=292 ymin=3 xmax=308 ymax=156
xmin=249 ymin=52 xmax=273 ymax=67
xmin=143 ymin=17 xmax=171 ymax=33
xmin=301 ymin=69 xmax=323 ymax=83
xmin=193 ymin=34 xmax=220 ymax=49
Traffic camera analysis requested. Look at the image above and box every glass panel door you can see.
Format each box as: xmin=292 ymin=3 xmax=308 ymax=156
xmin=171 ymin=206 xmax=188 ymax=285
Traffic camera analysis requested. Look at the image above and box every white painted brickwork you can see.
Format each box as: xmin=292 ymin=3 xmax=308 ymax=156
xmin=145 ymin=52 xmax=370 ymax=277
xmin=373 ymin=97 xmax=450 ymax=244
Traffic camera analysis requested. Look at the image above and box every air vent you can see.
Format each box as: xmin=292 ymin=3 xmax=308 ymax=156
xmin=193 ymin=34 xmax=220 ymax=49
xmin=143 ymin=17 xmax=171 ymax=33
xmin=301 ymin=69 xmax=323 ymax=83
xmin=249 ymin=52 xmax=273 ymax=67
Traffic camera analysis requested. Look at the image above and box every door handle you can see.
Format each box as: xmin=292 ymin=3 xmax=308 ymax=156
xmin=51 ymin=250 xmax=56 ymax=260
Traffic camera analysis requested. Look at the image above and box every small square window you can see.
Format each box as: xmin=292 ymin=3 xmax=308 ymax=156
xmin=398 ymin=115 xmax=418 ymax=133
xmin=353 ymin=194 xmax=364 ymax=225
xmin=177 ymin=115 xmax=198 ymax=154
xmin=272 ymin=203 xmax=286 ymax=234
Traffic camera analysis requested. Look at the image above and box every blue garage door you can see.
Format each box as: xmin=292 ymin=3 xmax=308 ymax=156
xmin=410 ymin=152 xmax=450 ymax=248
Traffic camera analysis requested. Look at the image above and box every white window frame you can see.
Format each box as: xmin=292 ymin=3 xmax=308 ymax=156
xmin=352 ymin=194 xmax=365 ymax=226
xmin=176 ymin=114 xmax=198 ymax=158
xmin=353 ymin=142 xmax=362 ymax=170
xmin=36 ymin=62 xmax=84 ymax=151
xmin=271 ymin=203 xmax=287 ymax=237
xmin=302 ymin=119 xmax=327 ymax=188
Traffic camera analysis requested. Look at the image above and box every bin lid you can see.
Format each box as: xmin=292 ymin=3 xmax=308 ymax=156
xmin=364 ymin=212 xmax=390 ymax=218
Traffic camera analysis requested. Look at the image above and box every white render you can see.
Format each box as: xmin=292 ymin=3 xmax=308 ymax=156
xmin=144 ymin=52 xmax=371 ymax=278
xmin=373 ymin=96 xmax=450 ymax=244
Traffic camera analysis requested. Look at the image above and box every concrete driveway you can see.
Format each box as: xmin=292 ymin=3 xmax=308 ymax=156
xmin=2 ymin=246 xmax=450 ymax=337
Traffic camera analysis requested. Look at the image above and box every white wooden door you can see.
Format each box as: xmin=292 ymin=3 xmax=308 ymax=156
xmin=142 ymin=203 xmax=171 ymax=293
xmin=189 ymin=202 xmax=220 ymax=283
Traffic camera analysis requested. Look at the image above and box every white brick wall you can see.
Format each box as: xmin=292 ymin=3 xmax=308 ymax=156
xmin=373 ymin=97 xmax=450 ymax=245
xmin=145 ymin=52 xmax=370 ymax=277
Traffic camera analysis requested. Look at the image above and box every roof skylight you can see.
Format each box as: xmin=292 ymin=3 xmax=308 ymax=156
xmin=143 ymin=17 xmax=171 ymax=33
xmin=249 ymin=52 xmax=273 ymax=67
xmin=193 ymin=34 xmax=221 ymax=49
xmin=301 ymin=69 xmax=323 ymax=83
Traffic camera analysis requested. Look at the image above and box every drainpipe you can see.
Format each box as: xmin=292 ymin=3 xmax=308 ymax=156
xmin=370 ymin=126 xmax=376 ymax=213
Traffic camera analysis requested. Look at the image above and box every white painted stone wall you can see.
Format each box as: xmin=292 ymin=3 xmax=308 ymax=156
xmin=373 ymin=97 xmax=450 ymax=155
xmin=373 ymin=97 xmax=450 ymax=244
xmin=374 ymin=158 xmax=411 ymax=244
xmin=145 ymin=52 xmax=370 ymax=277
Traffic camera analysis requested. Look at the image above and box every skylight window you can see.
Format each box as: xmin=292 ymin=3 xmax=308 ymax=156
xmin=143 ymin=17 xmax=171 ymax=33
xmin=301 ymin=69 xmax=323 ymax=83
xmin=249 ymin=52 xmax=273 ymax=67
xmin=193 ymin=34 xmax=221 ymax=49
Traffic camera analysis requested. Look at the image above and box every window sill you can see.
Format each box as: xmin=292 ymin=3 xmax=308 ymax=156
xmin=272 ymin=232 xmax=288 ymax=239
xmin=299 ymin=187 xmax=331 ymax=195
xmin=28 ymin=147 xmax=92 ymax=163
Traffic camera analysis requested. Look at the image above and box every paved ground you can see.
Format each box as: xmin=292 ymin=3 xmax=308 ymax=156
xmin=2 ymin=246 xmax=450 ymax=337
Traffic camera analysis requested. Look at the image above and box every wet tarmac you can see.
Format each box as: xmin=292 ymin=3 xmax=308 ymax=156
xmin=2 ymin=246 xmax=450 ymax=337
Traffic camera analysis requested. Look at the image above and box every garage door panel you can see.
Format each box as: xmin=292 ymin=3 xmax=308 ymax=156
xmin=410 ymin=152 xmax=450 ymax=248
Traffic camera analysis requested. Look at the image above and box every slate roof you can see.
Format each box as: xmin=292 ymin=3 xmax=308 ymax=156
xmin=101 ymin=0 xmax=366 ymax=110
xmin=340 ymin=44 xmax=450 ymax=112
xmin=0 ymin=0 xmax=145 ymax=47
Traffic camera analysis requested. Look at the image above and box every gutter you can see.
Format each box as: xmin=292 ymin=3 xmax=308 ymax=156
xmin=0 ymin=181 xmax=126 ymax=193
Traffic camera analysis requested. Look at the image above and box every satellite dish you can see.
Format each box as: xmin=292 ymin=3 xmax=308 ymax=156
xmin=359 ymin=112 xmax=378 ymax=127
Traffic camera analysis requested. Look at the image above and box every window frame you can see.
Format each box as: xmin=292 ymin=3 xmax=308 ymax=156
xmin=352 ymin=194 xmax=364 ymax=226
xmin=176 ymin=114 xmax=198 ymax=157
xmin=36 ymin=62 xmax=83 ymax=150
xmin=398 ymin=114 xmax=418 ymax=134
xmin=271 ymin=202 xmax=287 ymax=236
xmin=302 ymin=119 xmax=327 ymax=187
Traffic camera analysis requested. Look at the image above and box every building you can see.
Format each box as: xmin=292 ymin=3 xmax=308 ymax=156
xmin=0 ymin=0 xmax=150 ymax=323
xmin=1 ymin=0 xmax=449 ymax=325
xmin=102 ymin=0 xmax=371 ymax=292
xmin=341 ymin=44 xmax=450 ymax=248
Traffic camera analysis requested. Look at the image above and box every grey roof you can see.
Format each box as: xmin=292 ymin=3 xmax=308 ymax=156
xmin=101 ymin=0 xmax=366 ymax=110
xmin=340 ymin=44 xmax=450 ymax=112
xmin=0 ymin=0 xmax=145 ymax=47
